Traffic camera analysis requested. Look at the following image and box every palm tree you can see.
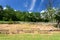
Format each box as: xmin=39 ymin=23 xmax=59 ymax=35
xmin=55 ymin=9 xmax=60 ymax=29
xmin=46 ymin=0 xmax=56 ymax=22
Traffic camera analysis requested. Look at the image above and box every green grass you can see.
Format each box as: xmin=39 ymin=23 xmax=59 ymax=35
xmin=0 ymin=33 xmax=60 ymax=40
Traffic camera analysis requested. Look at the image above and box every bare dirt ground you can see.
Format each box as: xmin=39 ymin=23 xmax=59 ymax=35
xmin=0 ymin=23 xmax=59 ymax=34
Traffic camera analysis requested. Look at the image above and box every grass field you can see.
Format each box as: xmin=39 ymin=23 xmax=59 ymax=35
xmin=0 ymin=23 xmax=59 ymax=40
xmin=0 ymin=33 xmax=60 ymax=40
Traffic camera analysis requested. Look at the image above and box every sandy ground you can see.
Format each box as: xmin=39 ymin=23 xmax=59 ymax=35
xmin=0 ymin=23 xmax=59 ymax=34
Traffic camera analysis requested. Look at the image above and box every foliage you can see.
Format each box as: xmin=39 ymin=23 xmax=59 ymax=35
xmin=0 ymin=5 xmax=59 ymax=23
xmin=55 ymin=9 xmax=60 ymax=28
xmin=0 ymin=5 xmax=49 ymax=22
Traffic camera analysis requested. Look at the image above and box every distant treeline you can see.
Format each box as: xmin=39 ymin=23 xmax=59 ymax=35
xmin=0 ymin=5 xmax=60 ymax=22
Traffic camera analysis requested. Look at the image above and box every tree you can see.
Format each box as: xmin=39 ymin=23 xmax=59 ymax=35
xmin=46 ymin=0 xmax=56 ymax=22
xmin=4 ymin=5 xmax=18 ymax=21
xmin=55 ymin=9 xmax=60 ymax=29
xmin=41 ymin=11 xmax=49 ymax=22
xmin=0 ymin=5 xmax=4 ymax=20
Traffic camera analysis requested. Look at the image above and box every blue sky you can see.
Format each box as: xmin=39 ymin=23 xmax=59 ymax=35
xmin=0 ymin=0 xmax=60 ymax=12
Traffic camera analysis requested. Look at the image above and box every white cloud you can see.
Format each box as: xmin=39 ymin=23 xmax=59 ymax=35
xmin=3 ymin=7 xmax=17 ymax=11
xmin=40 ymin=9 xmax=47 ymax=13
xmin=53 ymin=7 xmax=56 ymax=10
xmin=14 ymin=10 xmax=17 ymax=11
xmin=29 ymin=11 xmax=32 ymax=13
xmin=40 ymin=10 xmax=45 ymax=13
xmin=40 ymin=7 xmax=56 ymax=13
xmin=29 ymin=0 xmax=36 ymax=11
xmin=3 ymin=7 xmax=7 ymax=10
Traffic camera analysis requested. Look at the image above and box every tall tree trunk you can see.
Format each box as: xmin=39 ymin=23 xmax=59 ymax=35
xmin=57 ymin=20 xmax=60 ymax=30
